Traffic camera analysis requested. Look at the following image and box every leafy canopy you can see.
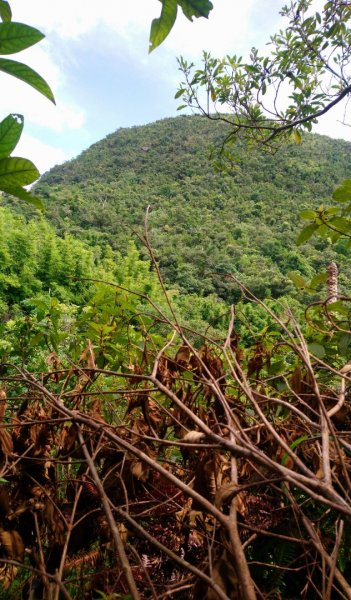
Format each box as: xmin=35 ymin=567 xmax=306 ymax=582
xmin=176 ymin=0 xmax=351 ymax=158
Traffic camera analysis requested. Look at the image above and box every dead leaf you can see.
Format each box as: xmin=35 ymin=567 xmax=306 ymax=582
xmin=0 ymin=429 xmax=13 ymax=456
xmin=183 ymin=431 xmax=206 ymax=443
xmin=131 ymin=461 xmax=148 ymax=482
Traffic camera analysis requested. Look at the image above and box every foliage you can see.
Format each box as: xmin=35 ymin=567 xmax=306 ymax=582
xmin=149 ymin=0 xmax=213 ymax=52
xmin=0 ymin=286 xmax=350 ymax=599
xmin=176 ymin=0 xmax=351 ymax=158
xmin=0 ymin=2 xmax=54 ymax=206
xmin=16 ymin=115 xmax=350 ymax=305
xmin=298 ymin=178 xmax=351 ymax=246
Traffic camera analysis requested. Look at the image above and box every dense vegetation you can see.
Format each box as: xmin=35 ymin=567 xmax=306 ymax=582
xmin=1 ymin=1 xmax=351 ymax=597
xmin=21 ymin=115 xmax=351 ymax=301
xmin=1 ymin=116 xmax=351 ymax=599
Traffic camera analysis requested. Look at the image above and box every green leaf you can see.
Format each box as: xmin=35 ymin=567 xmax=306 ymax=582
xmin=308 ymin=342 xmax=326 ymax=359
xmin=0 ymin=1 xmax=11 ymax=22
xmin=149 ymin=0 xmax=178 ymax=52
xmin=0 ymin=22 xmax=44 ymax=54
xmin=296 ymin=223 xmax=318 ymax=245
xmin=0 ymin=183 xmax=44 ymax=209
xmin=309 ymin=272 xmax=328 ymax=288
xmin=0 ymin=113 xmax=23 ymax=158
xmin=0 ymin=58 xmax=55 ymax=103
xmin=329 ymin=216 xmax=351 ymax=234
xmin=174 ymin=88 xmax=184 ymax=99
xmin=268 ymin=359 xmax=286 ymax=375
xmin=178 ymin=0 xmax=213 ymax=20
xmin=324 ymin=207 xmax=341 ymax=216
xmin=332 ymin=179 xmax=351 ymax=202
xmin=0 ymin=156 xmax=39 ymax=187
xmin=281 ymin=435 xmax=309 ymax=465
xmin=292 ymin=129 xmax=302 ymax=144
xmin=339 ymin=333 xmax=351 ymax=356
xmin=288 ymin=272 xmax=308 ymax=288
xmin=300 ymin=209 xmax=316 ymax=220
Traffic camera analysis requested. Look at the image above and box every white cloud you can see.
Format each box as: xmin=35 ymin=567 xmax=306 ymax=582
xmin=16 ymin=133 xmax=67 ymax=174
xmin=13 ymin=0 xmax=159 ymax=40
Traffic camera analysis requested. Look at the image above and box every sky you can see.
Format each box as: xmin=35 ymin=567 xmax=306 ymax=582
xmin=2 ymin=0 xmax=351 ymax=175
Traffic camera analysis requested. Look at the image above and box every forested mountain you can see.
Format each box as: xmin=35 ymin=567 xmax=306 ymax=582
xmin=22 ymin=114 xmax=351 ymax=302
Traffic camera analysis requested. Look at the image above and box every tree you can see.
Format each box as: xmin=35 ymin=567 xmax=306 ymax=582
xmin=176 ymin=0 xmax=351 ymax=159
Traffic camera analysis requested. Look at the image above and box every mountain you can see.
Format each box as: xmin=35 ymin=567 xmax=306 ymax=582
xmin=14 ymin=115 xmax=351 ymax=302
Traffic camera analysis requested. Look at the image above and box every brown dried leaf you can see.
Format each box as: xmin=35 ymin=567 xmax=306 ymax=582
xmin=214 ymin=481 xmax=247 ymax=516
xmin=117 ymin=522 xmax=128 ymax=545
xmin=0 ymin=389 xmax=6 ymax=421
xmin=0 ymin=429 xmax=13 ymax=456
xmin=0 ymin=530 xmax=13 ymax=556
xmin=175 ymin=345 xmax=190 ymax=367
xmin=46 ymin=352 xmax=62 ymax=381
xmin=215 ymin=481 xmax=239 ymax=509
xmin=43 ymin=500 xmax=65 ymax=544
xmin=60 ymin=423 xmax=78 ymax=454
xmin=156 ymin=357 xmax=174 ymax=387
xmin=0 ymin=530 xmax=24 ymax=560
xmin=127 ymin=392 xmax=147 ymax=414
xmin=290 ymin=366 xmax=302 ymax=395
xmin=183 ymin=431 xmax=206 ymax=443
xmin=11 ymin=530 xmax=24 ymax=560
xmin=0 ymin=564 xmax=17 ymax=590
xmin=131 ymin=461 xmax=148 ymax=482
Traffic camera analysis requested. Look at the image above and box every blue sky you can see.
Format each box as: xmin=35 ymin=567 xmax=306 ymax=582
xmin=2 ymin=0 xmax=350 ymax=175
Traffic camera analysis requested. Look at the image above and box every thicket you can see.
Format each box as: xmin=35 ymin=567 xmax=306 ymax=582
xmin=1 ymin=244 xmax=351 ymax=599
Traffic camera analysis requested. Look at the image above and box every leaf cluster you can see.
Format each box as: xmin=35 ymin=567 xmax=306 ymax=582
xmin=0 ymin=2 xmax=54 ymax=205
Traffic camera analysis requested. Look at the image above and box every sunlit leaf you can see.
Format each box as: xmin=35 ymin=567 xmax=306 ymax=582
xmin=0 ymin=113 xmax=23 ymax=158
xmin=149 ymin=0 xmax=178 ymax=52
xmin=0 ymin=22 xmax=44 ymax=54
xmin=288 ymin=271 xmax=308 ymax=288
xmin=0 ymin=183 xmax=44 ymax=209
xmin=174 ymin=88 xmax=184 ymax=99
xmin=300 ymin=209 xmax=316 ymax=220
xmin=292 ymin=129 xmax=302 ymax=144
xmin=0 ymin=156 xmax=39 ymax=187
xmin=332 ymin=179 xmax=351 ymax=202
xmin=296 ymin=223 xmax=318 ymax=245
xmin=329 ymin=216 xmax=351 ymax=234
xmin=178 ymin=0 xmax=213 ymax=20
xmin=0 ymin=58 xmax=55 ymax=103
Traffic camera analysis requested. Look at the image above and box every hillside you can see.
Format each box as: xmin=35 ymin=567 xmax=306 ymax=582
xmin=14 ymin=115 xmax=351 ymax=301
